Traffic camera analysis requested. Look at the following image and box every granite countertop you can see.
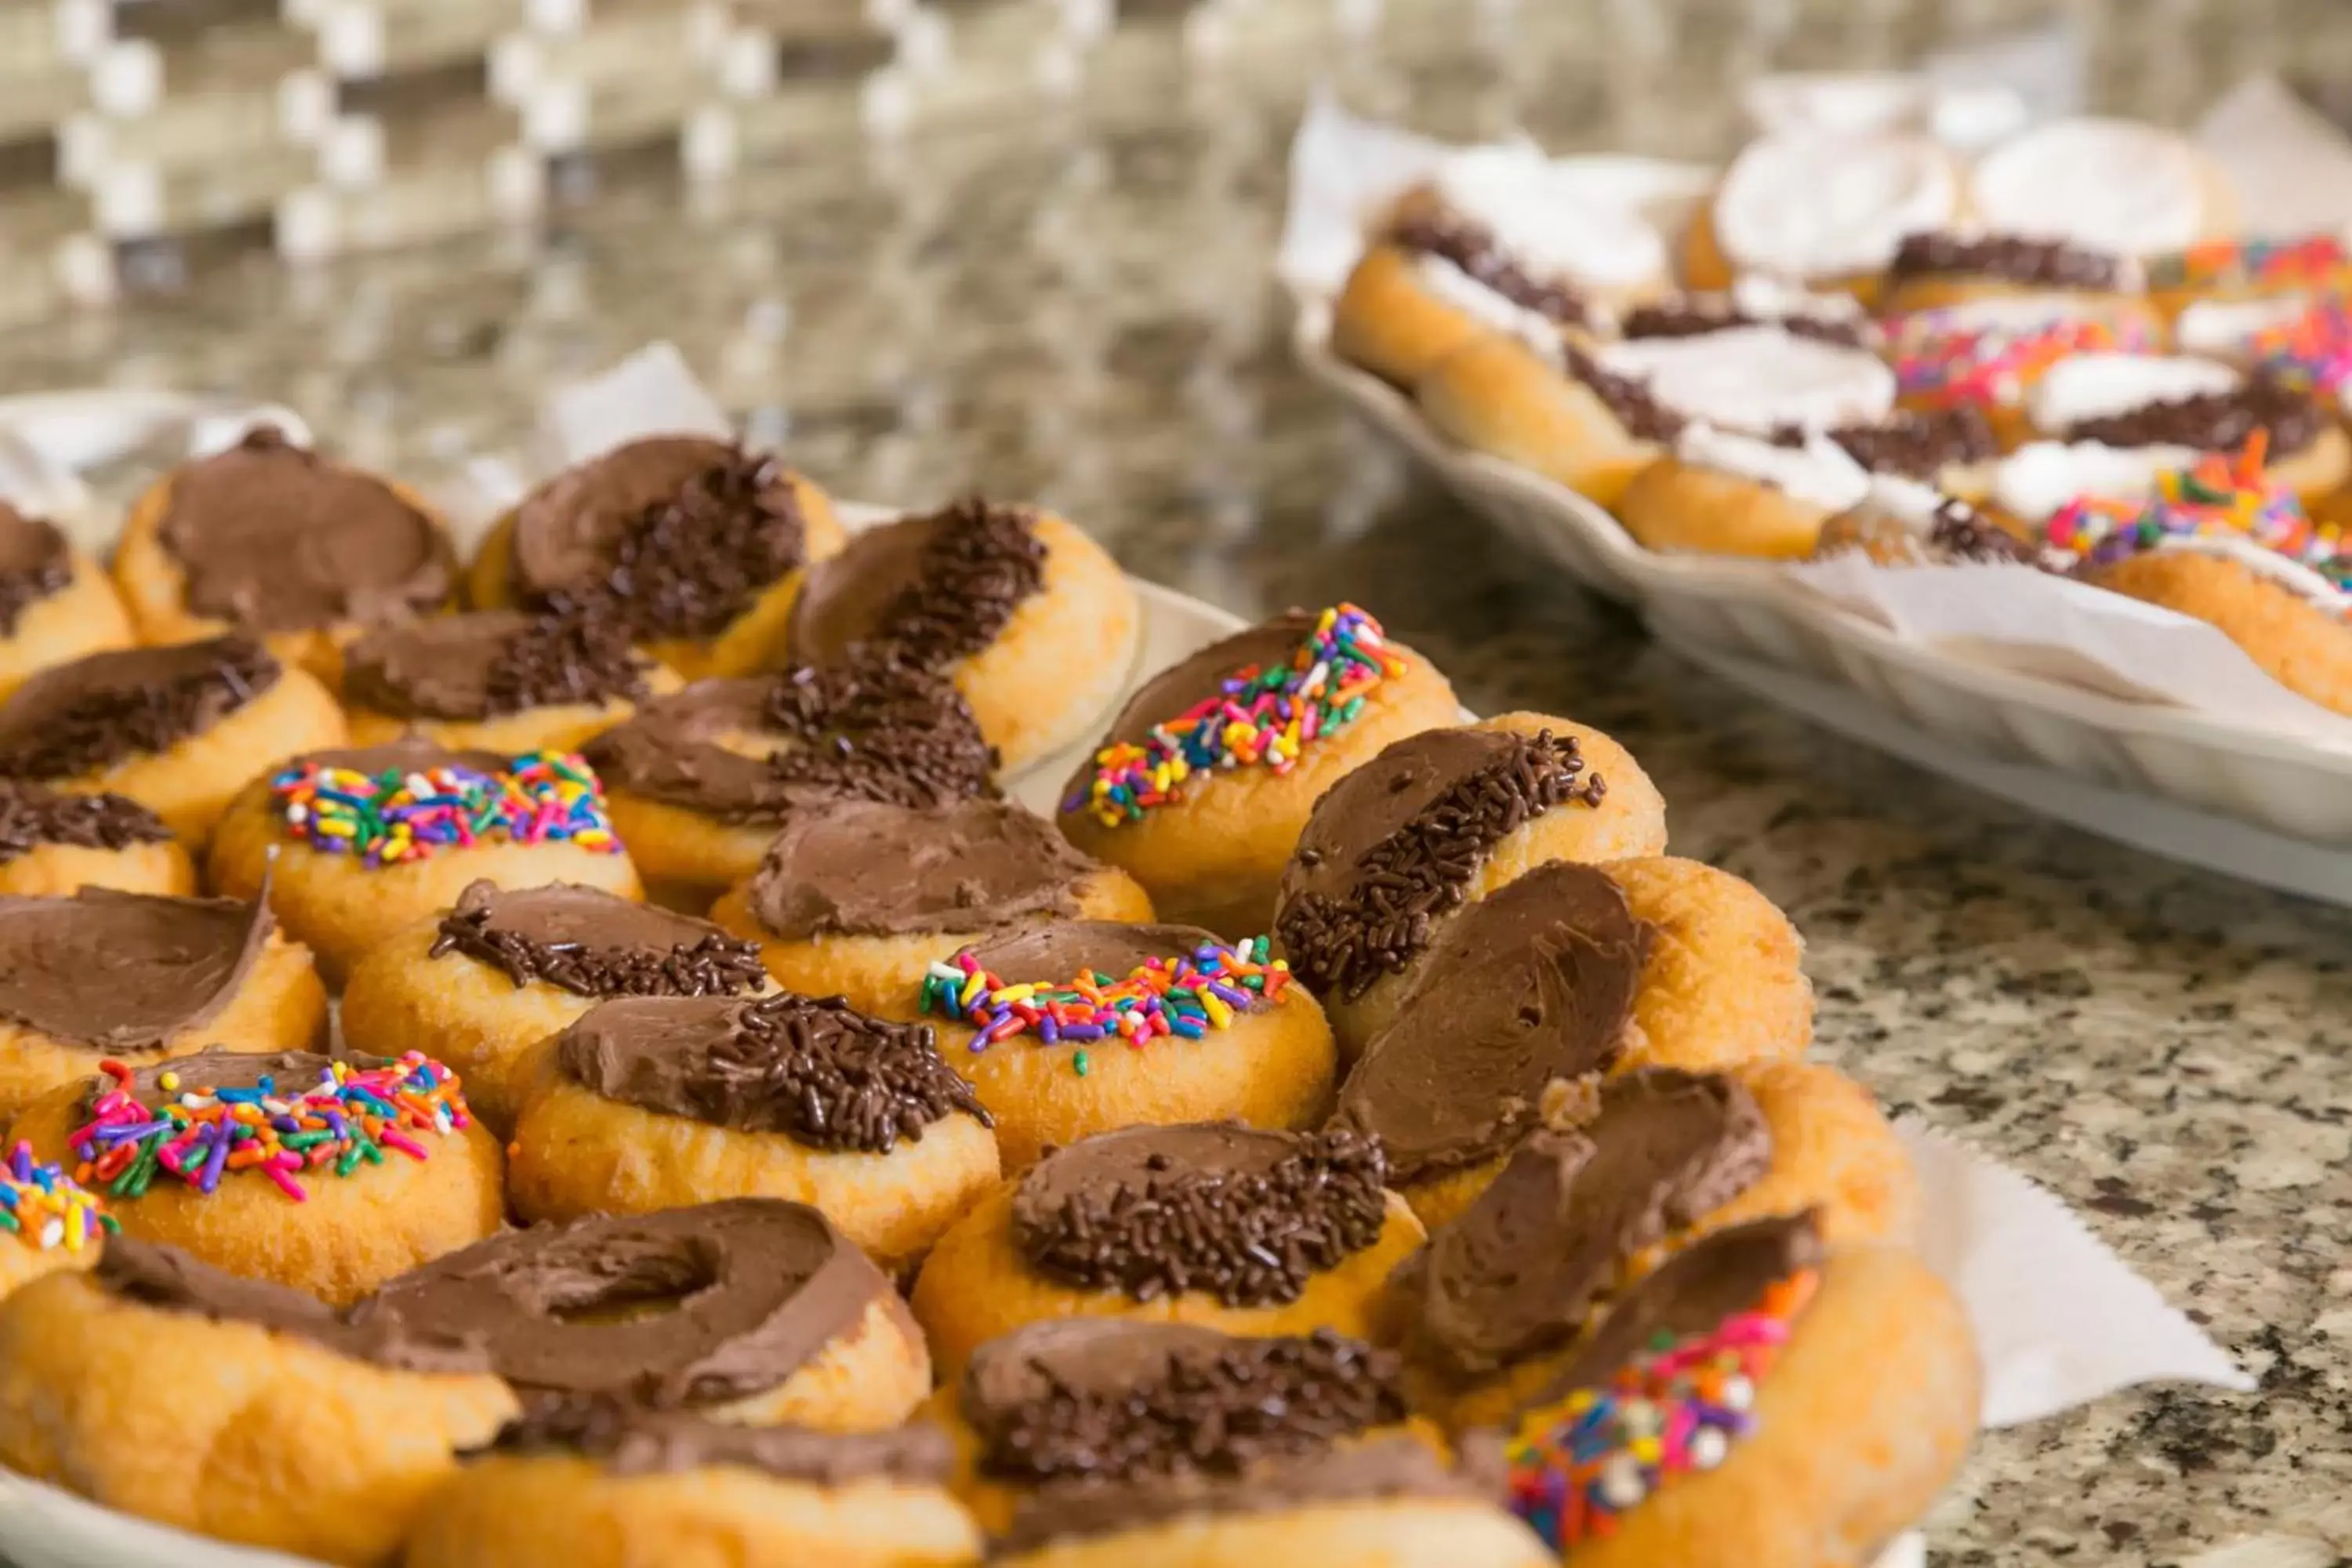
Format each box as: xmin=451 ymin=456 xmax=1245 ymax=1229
xmin=2 ymin=6 xmax=2347 ymax=1563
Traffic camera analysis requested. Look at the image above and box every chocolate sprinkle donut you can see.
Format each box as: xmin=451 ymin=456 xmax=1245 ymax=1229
xmin=787 ymin=499 xmax=1047 ymax=673
xmin=1889 ymin=230 xmax=2128 ymax=292
xmin=1562 ymin=343 xmax=1685 ymax=444
xmin=2060 ymin=373 xmax=2328 ymax=458
xmin=1780 ymin=407 xmax=1999 ymax=478
xmin=761 ymin=658 xmax=1002 ymax=808
xmin=0 ymin=635 xmax=279 ymax=780
xmin=428 ymin=882 xmax=768 ymax=1000
xmin=0 ymin=781 xmax=172 ymax=863
xmin=1621 ymin=300 xmax=1871 ymax=350
xmin=1390 ymin=211 xmax=1594 ymax=328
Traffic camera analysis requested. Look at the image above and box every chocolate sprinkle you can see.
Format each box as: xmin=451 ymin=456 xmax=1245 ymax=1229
xmin=479 ymin=613 xmax=652 ymax=716
xmin=0 ymin=636 xmax=279 ymax=780
xmin=763 ymin=657 xmax=1002 ymax=808
xmin=864 ymin=499 xmax=1047 ymax=673
xmin=0 ymin=511 xmax=71 ymax=637
xmin=2060 ymin=373 xmax=2327 ymax=458
xmin=1562 ymin=343 xmax=1685 ymax=444
xmin=1276 ymin=731 xmax=1606 ymax=1004
xmin=1779 ymin=407 xmax=1999 ymax=477
xmin=1390 ymin=212 xmax=1594 ymax=328
xmin=430 ymin=905 xmax=768 ymax=1000
xmin=0 ymin=782 xmax=172 ymax=863
xmin=974 ymin=1329 xmax=1408 ymax=1487
xmin=1889 ymin=230 xmax=2127 ymax=292
xmin=1621 ymin=300 xmax=1871 ymax=350
xmin=1929 ymin=501 xmax=2036 ymax=564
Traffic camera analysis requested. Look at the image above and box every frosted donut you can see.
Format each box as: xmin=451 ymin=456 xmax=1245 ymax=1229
xmin=1618 ymin=278 xmax=1878 ymax=350
xmin=0 ymin=885 xmax=325 ymax=1127
xmin=356 ymin=1199 xmax=934 ymax=1433
xmin=0 ymin=781 xmax=194 ymax=897
xmin=1617 ymin=426 xmax=1872 ymax=560
xmin=1417 ymin=333 xmax=1684 ymax=508
xmin=1272 ymin=716 xmax=1668 ymax=1060
xmin=1589 ymin=325 xmax=1897 ymax=435
xmin=111 ymin=425 xmax=457 ymax=693
xmin=0 ymin=502 xmax=133 ymax=701
xmin=469 ymin=434 xmax=848 ymax=681
xmin=2147 ymin=233 xmax=2352 ymax=319
xmin=1967 ymin=117 xmax=2232 ymax=260
xmin=1886 ymin=293 xmax=2165 ymax=447
xmin=708 ymin=797 xmax=1152 ymax=1021
xmin=1881 ymin=229 xmax=2148 ymax=314
xmin=342 ymin=609 xmax=684 ymax=754
xmin=408 ymin=1397 xmax=983 ymax=1568
xmin=1054 ymin=605 xmax=1461 ymax=939
xmin=0 ymin=635 xmax=346 ymax=848
xmin=2084 ymin=545 xmax=2352 ymax=717
xmin=1686 ymin=130 xmax=1962 ymax=298
xmin=508 ymin=991 xmax=1001 ymax=1273
xmin=0 ymin=1238 xmax=516 ymax=1567
xmin=205 ymin=737 xmax=642 ymax=985
xmin=786 ymin=501 xmax=1142 ymax=776
xmin=1985 ymin=438 xmax=2204 ymax=534
xmin=2023 ymin=354 xmax=2347 ymax=505
xmin=909 ymin=1123 xmax=1424 ymax=1378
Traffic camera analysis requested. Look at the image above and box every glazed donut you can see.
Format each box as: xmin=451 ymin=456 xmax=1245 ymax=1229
xmin=1054 ymin=605 xmax=1461 ymax=938
xmin=1880 ymin=230 xmax=2148 ymax=315
xmin=585 ymin=658 xmax=1004 ymax=907
xmin=1385 ymin=1064 xmax=1916 ymax=1428
xmin=909 ymin=1123 xmax=1423 ymax=1377
xmin=340 ymin=879 xmax=775 ymax=1137
xmin=785 ymin=500 xmax=1142 ymax=775
xmin=1272 ymin=716 xmax=1668 ymax=1058
xmin=1966 ymin=117 xmax=2234 ymax=261
xmin=708 ymin=797 xmax=1152 ymax=1020
xmin=0 ymin=634 xmax=346 ymax=847
xmin=2024 ymin=355 xmax=2349 ymax=505
xmin=0 ymin=1237 xmax=515 ymax=1566
xmin=1417 ymin=332 xmax=1685 ymax=509
xmin=342 ymin=608 xmax=684 ymax=754
xmin=111 ymin=425 xmax=457 ymax=691
xmin=13 ymin=1047 xmax=503 ymax=1307
xmin=936 ymin=1320 xmax=1545 ymax=1566
xmin=0 ymin=1141 xmax=109 ymax=1301
xmin=0 ymin=780 xmax=194 ymax=897
xmin=2084 ymin=546 xmax=2352 ymax=717
xmin=471 ymin=436 xmax=847 ymax=681
xmin=1682 ymin=130 xmax=1963 ymax=299
xmin=0 ymin=501 xmax=134 ymax=699
xmin=915 ymin=922 xmax=1338 ymax=1172
xmin=408 ymin=1396 xmax=982 ymax=1568
xmin=508 ymin=991 xmax=1001 ymax=1272
xmin=0 ymin=885 xmax=325 ymax=1126
xmin=356 ymin=1198 xmax=933 ymax=1432
xmin=1498 ymin=1215 xmax=1978 ymax=1566
xmin=205 ymin=738 xmax=642 ymax=983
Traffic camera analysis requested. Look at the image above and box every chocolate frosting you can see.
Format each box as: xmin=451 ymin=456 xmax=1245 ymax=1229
xmin=0 ymin=635 xmax=279 ymax=779
xmin=2061 ymin=373 xmax=2327 ymax=458
xmin=1621 ymin=300 xmax=1871 ymax=350
xmin=354 ymin=1200 xmax=889 ymax=1406
xmin=0 ymin=503 xmax=71 ymax=636
xmin=482 ymin=1393 xmax=953 ymax=1484
xmin=157 ymin=426 xmax=451 ymax=633
xmin=0 ymin=887 xmax=270 ymax=1050
xmin=582 ymin=662 xmax=999 ymax=825
xmin=0 ymin=781 xmax=172 ymax=863
xmin=744 ymin=798 xmax=1094 ymax=941
xmin=1391 ymin=1069 xmax=1773 ymax=1377
xmin=785 ymin=499 xmax=1045 ymax=672
xmin=954 ymin=920 xmax=1225 ymax=989
xmin=429 ymin=880 xmax=768 ymax=1000
xmin=1563 ymin=342 xmax=1686 ymax=443
xmin=343 ymin=610 xmax=649 ymax=720
xmin=100 ymin=1046 xmax=332 ymax=1107
xmin=1389 ymin=211 xmax=1593 ymax=329
xmin=1011 ymin=1124 xmax=1389 ymax=1306
xmin=292 ymin=738 xmax=510 ymax=779
xmin=1336 ymin=863 xmax=1653 ymax=1182
xmin=555 ymin=992 xmax=990 ymax=1152
xmin=1889 ymin=230 xmax=2128 ymax=292
xmin=1276 ymin=728 xmax=1605 ymax=1003
xmin=96 ymin=1236 xmax=488 ymax=1374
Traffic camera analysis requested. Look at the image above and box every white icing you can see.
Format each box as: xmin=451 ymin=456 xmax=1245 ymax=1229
xmin=2025 ymin=353 xmax=2241 ymax=431
xmin=1969 ymin=118 xmax=2205 ymax=257
xmin=1597 ymin=324 xmax=1896 ymax=433
xmin=1728 ymin=274 xmax=1872 ymax=332
xmin=2174 ymin=293 xmax=2316 ymax=360
xmin=1862 ymin=472 xmax=1950 ymax=531
xmin=1432 ymin=146 xmax=1669 ymax=291
xmin=1711 ymin=130 xmax=1958 ymax=279
xmin=1410 ymin=253 xmax=1567 ymax=364
xmin=1992 ymin=440 xmax=2201 ymax=524
xmin=1675 ymin=423 xmax=1873 ymax=511
xmin=2157 ymin=535 xmax=2349 ymax=610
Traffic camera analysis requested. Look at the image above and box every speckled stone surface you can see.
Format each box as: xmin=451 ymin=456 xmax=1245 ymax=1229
xmin=2 ymin=9 xmax=2350 ymax=1564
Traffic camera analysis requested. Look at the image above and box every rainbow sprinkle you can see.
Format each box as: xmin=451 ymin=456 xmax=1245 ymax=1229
xmin=268 ymin=750 xmax=620 ymax=866
xmin=0 ymin=1142 xmax=113 ymax=1251
xmin=2042 ymin=434 xmax=2350 ymax=588
xmin=2148 ymin=233 xmax=2352 ymax=292
xmin=1505 ymin=1268 xmax=1817 ymax=1549
xmin=2244 ymin=294 xmax=2352 ymax=397
xmin=1887 ymin=308 xmax=2156 ymax=409
xmin=920 ymin=937 xmax=1292 ymax=1068
xmin=69 ymin=1053 xmax=471 ymax=1204
xmin=1065 ymin=605 xmax=1407 ymax=828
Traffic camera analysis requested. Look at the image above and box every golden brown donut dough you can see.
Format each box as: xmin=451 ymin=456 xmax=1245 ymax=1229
xmin=993 ymin=1500 xmax=1548 ymax=1568
xmin=346 ymin=662 xmax=688 ymax=755
xmin=0 ymin=1266 xmax=516 ymax=1566
xmin=1330 ymin=244 xmax=1527 ymax=390
xmin=724 ymin=1290 xmax=937 ymax=1432
xmin=2084 ymin=549 xmax=2352 ymax=717
xmin=0 ymin=550 xmax=135 ymax=701
xmin=1602 ymin=856 xmax=1813 ymax=1075
xmin=1615 ymin=454 xmax=1848 ymax=561
xmin=0 ymin=836 xmax=194 ymax=899
xmin=1418 ymin=334 xmax=1667 ymax=510
xmin=407 ymin=1450 xmax=985 ymax=1568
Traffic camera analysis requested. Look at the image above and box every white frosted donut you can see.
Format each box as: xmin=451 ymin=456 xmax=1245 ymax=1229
xmin=2174 ymin=294 xmax=2317 ymax=361
xmin=1409 ymin=253 xmax=1570 ymax=361
xmin=1675 ymin=424 xmax=1875 ymax=510
xmin=1430 ymin=146 xmax=1669 ymax=292
xmin=1598 ymin=324 xmax=1896 ymax=432
xmin=1969 ymin=118 xmax=2208 ymax=258
xmin=1992 ymin=440 xmax=2201 ymax=524
xmin=2024 ymin=353 xmax=2241 ymax=431
xmin=1711 ymin=130 xmax=1958 ymax=280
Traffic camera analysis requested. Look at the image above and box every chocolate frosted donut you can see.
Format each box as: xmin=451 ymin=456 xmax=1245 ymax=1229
xmin=430 ymin=880 xmax=766 ymax=1000
xmin=0 ymin=635 xmax=278 ymax=782
xmin=1387 ymin=211 xmax=1595 ymax=331
xmin=954 ymin=918 xmax=1222 ymax=989
xmin=787 ymin=499 xmax=1046 ymax=671
xmin=482 ymin=1392 xmax=956 ymax=1483
xmin=0 ymin=505 xmax=72 ymax=637
xmin=744 ymin=798 xmax=1094 ymax=942
xmin=0 ymin=782 xmax=172 ymax=863
xmin=0 ymin=887 xmax=269 ymax=1051
xmin=343 ymin=610 xmax=651 ymax=723
xmin=2062 ymin=373 xmax=2329 ymax=457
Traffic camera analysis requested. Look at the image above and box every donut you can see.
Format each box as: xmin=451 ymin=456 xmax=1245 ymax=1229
xmin=1814 ymin=476 xmax=2044 ymax=567
xmin=936 ymin=1320 xmax=1546 ymax=1566
xmin=2023 ymin=355 xmax=2348 ymax=504
xmin=339 ymin=879 xmax=775 ymax=1136
xmin=111 ymin=425 xmax=457 ymax=691
xmin=1682 ymin=130 xmax=1963 ymax=299
xmin=205 ymin=738 xmax=641 ymax=983
xmin=1498 ymin=1216 xmax=1979 ymax=1566
xmin=0 ymin=500 xmax=135 ymax=699
xmin=1417 ymin=332 xmax=1685 ymax=509
xmin=13 ymin=1047 xmax=503 ymax=1306
xmin=1054 ymin=605 xmax=1461 ymax=938
xmin=1880 ymin=230 xmax=2150 ymax=314
xmin=909 ymin=1123 xmax=1424 ymax=1377
xmin=408 ymin=1396 xmax=982 ymax=1568
xmin=1585 ymin=324 xmax=1898 ymax=435
xmin=708 ymin=798 xmax=1152 ymax=1020
xmin=1965 ymin=117 xmax=2234 ymax=262
xmin=0 ymin=634 xmax=346 ymax=847
xmin=472 ymin=435 xmax=847 ymax=680
xmin=508 ymin=990 xmax=1001 ymax=1272
xmin=0 ymin=1140 xmax=110 ymax=1301
xmin=914 ymin=922 xmax=1337 ymax=1172
xmin=342 ymin=608 xmax=684 ymax=754
xmin=2084 ymin=546 xmax=2352 ymax=717
xmin=1617 ymin=426 xmax=1873 ymax=559
xmin=1383 ymin=1065 xmax=1916 ymax=1428
xmin=0 ymin=780 xmax=194 ymax=897
xmin=784 ymin=499 xmax=1141 ymax=775
xmin=588 ymin=659 xmax=1004 ymax=908
xmin=1597 ymin=858 xmax=1814 ymax=1074
xmin=2147 ymin=233 xmax=2352 ymax=320
xmin=1272 ymin=717 xmax=1668 ymax=1058
xmin=355 ymin=1198 xmax=933 ymax=1432
xmin=1885 ymin=294 xmax=2164 ymax=447
xmin=0 ymin=885 xmax=325 ymax=1125
xmin=1985 ymin=437 xmax=2204 ymax=536
xmin=0 ymin=1236 xmax=515 ymax=1566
